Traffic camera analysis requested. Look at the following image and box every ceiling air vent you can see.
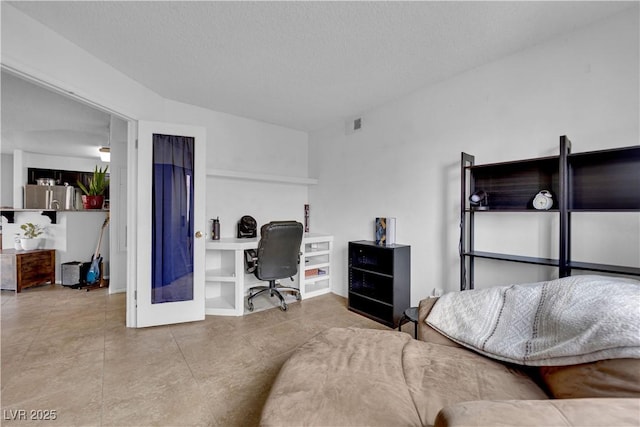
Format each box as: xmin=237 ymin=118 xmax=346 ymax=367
xmin=345 ymin=117 xmax=363 ymax=135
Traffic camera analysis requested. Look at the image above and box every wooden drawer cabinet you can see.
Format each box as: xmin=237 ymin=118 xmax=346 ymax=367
xmin=0 ymin=249 xmax=56 ymax=293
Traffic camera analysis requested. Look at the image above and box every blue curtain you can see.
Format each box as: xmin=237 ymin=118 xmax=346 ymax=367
xmin=152 ymin=134 xmax=195 ymax=304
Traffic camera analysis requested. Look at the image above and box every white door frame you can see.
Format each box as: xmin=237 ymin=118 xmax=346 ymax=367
xmin=125 ymin=120 xmax=139 ymax=327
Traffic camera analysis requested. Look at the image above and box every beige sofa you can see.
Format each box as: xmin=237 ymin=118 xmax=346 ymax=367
xmin=261 ymin=294 xmax=640 ymax=426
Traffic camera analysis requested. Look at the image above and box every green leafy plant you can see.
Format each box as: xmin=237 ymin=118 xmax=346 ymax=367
xmin=20 ymin=223 xmax=45 ymax=239
xmin=77 ymin=165 xmax=109 ymax=196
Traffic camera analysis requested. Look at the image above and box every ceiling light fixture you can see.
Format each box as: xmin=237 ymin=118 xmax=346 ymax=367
xmin=99 ymin=119 xmax=111 ymax=162
xmin=99 ymin=146 xmax=110 ymax=162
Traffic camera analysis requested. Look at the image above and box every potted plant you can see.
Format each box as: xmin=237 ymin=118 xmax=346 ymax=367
xmin=77 ymin=165 xmax=109 ymax=209
xmin=19 ymin=223 xmax=45 ymax=251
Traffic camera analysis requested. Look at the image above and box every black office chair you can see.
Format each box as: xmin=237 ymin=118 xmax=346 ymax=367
xmin=246 ymin=221 xmax=304 ymax=312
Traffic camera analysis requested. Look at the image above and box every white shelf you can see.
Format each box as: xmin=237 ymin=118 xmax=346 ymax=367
xmin=207 ymin=168 xmax=318 ymax=186
xmin=205 ymin=295 xmax=235 ymax=312
xmin=304 ymin=273 xmax=330 ymax=284
xmin=305 ymin=261 xmax=330 ymax=271
xmin=305 ymin=249 xmax=331 ymax=257
xmin=205 ymin=268 xmax=235 ymax=282
xmin=304 ymin=233 xmax=334 ymax=244
xmin=304 ymin=281 xmax=331 ymax=298
xmin=300 ymin=234 xmax=332 ymax=300
xmin=206 ymin=233 xmax=332 ymax=316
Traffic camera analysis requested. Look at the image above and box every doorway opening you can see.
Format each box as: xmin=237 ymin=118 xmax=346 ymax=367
xmin=1 ymin=66 xmax=133 ymax=305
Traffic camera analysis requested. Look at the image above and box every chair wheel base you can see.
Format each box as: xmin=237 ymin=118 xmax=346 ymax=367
xmin=246 ymin=282 xmax=301 ymax=313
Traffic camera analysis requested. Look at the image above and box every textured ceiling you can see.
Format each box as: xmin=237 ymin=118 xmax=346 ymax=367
xmin=5 ymin=1 xmax=637 ymax=132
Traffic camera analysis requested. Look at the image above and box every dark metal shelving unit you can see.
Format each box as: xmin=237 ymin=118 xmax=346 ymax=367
xmin=460 ymin=136 xmax=640 ymax=290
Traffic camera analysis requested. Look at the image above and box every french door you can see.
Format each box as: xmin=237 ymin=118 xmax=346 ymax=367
xmin=132 ymin=121 xmax=206 ymax=327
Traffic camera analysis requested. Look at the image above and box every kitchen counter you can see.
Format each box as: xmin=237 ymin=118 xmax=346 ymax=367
xmin=0 ymin=209 xmax=109 ymax=224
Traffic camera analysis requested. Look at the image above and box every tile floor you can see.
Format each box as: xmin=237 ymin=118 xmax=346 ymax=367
xmin=1 ymin=284 xmax=394 ymax=426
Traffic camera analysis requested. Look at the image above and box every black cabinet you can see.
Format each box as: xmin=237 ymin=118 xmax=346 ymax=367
xmin=348 ymin=241 xmax=410 ymax=328
xmin=460 ymin=136 xmax=640 ymax=290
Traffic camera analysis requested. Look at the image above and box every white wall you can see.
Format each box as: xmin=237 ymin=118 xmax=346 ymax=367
xmin=309 ymin=10 xmax=640 ymax=302
xmin=2 ymin=210 xmax=109 ymax=284
xmin=2 ymin=4 xmax=310 ymax=293
xmin=1 ymin=154 xmax=12 ymax=206
xmin=162 ymin=99 xmax=309 ymax=236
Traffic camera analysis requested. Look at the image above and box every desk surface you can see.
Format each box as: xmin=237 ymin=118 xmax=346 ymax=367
xmin=206 ymin=233 xmax=332 ymax=250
